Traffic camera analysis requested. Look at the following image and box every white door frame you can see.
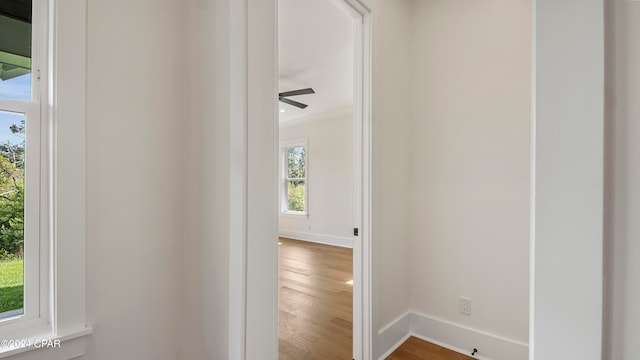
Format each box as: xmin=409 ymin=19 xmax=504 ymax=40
xmin=235 ymin=0 xmax=373 ymax=359
xmin=235 ymin=1 xmax=605 ymax=359
xmin=340 ymin=1 xmax=373 ymax=359
xmin=276 ymin=0 xmax=373 ymax=358
xmin=325 ymin=1 xmax=373 ymax=359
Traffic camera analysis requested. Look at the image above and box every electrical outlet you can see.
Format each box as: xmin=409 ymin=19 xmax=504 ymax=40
xmin=459 ymin=297 xmax=471 ymax=316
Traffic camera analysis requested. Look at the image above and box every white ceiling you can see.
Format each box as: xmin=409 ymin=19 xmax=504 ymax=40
xmin=278 ymin=0 xmax=353 ymax=123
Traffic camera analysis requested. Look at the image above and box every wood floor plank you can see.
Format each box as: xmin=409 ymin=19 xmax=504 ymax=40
xmin=279 ymin=238 xmax=353 ymax=360
xmin=279 ymin=239 xmax=475 ymax=360
xmin=386 ymin=337 xmax=475 ymax=360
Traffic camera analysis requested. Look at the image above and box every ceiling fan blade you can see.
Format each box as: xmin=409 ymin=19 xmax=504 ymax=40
xmin=278 ymin=88 xmax=315 ymax=97
xmin=279 ymin=97 xmax=308 ymax=109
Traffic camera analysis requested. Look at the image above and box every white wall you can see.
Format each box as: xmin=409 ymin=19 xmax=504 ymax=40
xmin=533 ymin=0 xmax=604 ymax=358
xmin=61 ymin=0 xmax=618 ymax=359
xmin=370 ymin=0 xmax=414 ymax=355
xmin=80 ymin=0 xmax=534 ymax=358
xmin=83 ymin=0 xmax=187 ymax=359
xmin=83 ymin=0 xmax=277 ymax=358
xmin=82 ymin=1 xmax=257 ymax=359
xmin=180 ymin=0 xmax=231 ymax=358
xmin=279 ymin=111 xmax=354 ymax=247
xmin=182 ymin=0 xmax=280 ymax=359
xmin=604 ymin=1 xmax=640 ymax=359
xmin=408 ymin=0 xmax=531 ymax=351
xmin=245 ymin=1 xmax=280 ymax=358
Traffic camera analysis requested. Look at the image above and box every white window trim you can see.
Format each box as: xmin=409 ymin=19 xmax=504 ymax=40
xmin=280 ymin=138 xmax=308 ymax=217
xmin=0 ymin=0 xmax=91 ymax=358
xmin=0 ymin=0 xmax=47 ymax=331
xmin=0 ymin=101 xmax=42 ymax=326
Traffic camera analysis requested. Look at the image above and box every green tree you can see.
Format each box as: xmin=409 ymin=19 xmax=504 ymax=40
xmin=0 ymin=118 xmax=25 ymax=257
xmin=287 ymin=181 xmax=305 ymax=212
xmin=287 ymin=147 xmax=305 ymax=178
xmin=0 ymin=142 xmax=24 ymax=170
xmin=9 ymin=119 xmax=24 ymax=135
xmin=0 ymin=119 xmax=25 ymax=170
xmin=286 ymin=147 xmax=306 ymax=212
xmin=0 ymin=156 xmax=23 ymax=256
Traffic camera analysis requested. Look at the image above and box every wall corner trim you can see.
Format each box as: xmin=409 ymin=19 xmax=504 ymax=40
xmin=376 ymin=312 xmax=411 ymax=360
xmin=375 ymin=312 xmax=529 ymax=360
xmin=410 ymin=312 xmax=528 ymax=360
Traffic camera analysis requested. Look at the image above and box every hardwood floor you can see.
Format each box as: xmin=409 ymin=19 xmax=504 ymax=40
xmin=278 ymin=237 xmax=353 ymax=360
xmin=387 ymin=337 xmax=475 ymax=360
xmin=278 ymin=238 xmax=474 ymax=360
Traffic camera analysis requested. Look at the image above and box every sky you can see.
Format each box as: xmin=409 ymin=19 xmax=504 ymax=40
xmin=0 ymin=73 xmax=30 ymax=144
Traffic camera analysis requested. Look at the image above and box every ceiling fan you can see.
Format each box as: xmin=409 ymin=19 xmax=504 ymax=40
xmin=279 ymin=88 xmax=315 ymax=109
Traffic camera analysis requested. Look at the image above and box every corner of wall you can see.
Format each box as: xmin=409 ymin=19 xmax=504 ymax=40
xmin=375 ymin=312 xmax=411 ymax=360
xmin=409 ymin=312 xmax=528 ymax=360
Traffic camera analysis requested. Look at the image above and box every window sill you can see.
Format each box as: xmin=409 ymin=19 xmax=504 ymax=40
xmin=0 ymin=327 xmax=93 ymax=360
xmin=280 ymin=212 xmax=308 ymax=218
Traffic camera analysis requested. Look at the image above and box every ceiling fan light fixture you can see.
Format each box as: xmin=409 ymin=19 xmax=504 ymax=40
xmin=278 ymin=87 xmax=315 ymax=109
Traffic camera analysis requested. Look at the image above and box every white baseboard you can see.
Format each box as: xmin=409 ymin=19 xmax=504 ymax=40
xmin=375 ymin=311 xmax=528 ymax=360
xmin=410 ymin=312 xmax=528 ymax=360
xmin=376 ymin=312 xmax=411 ymax=360
xmin=278 ymin=229 xmax=352 ymax=248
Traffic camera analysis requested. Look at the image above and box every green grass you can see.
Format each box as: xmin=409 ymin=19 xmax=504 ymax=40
xmin=0 ymin=259 xmax=23 ymax=314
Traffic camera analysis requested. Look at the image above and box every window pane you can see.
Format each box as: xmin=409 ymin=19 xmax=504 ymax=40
xmin=0 ymin=110 xmax=25 ymax=319
xmin=287 ymin=180 xmax=305 ymax=212
xmin=0 ymin=1 xmax=33 ymax=101
xmin=287 ymin=146 xmax=305 ymax=178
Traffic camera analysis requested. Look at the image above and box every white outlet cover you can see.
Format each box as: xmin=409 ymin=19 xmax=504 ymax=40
xmin=459 ymin=297 xmax=471 ymax=316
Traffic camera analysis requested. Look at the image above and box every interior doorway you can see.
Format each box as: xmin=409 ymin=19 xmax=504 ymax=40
xmin=276 ymin=0 xmax=371 ymax=358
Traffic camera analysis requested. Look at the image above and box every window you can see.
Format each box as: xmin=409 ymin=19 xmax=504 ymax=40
xmin=0 ymin=0 xmax=43 ymax=324
xmin=0 ymin=0 xmax=91 ymax=357
xmin=281 ymin=141 xmax=308 ymax=215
